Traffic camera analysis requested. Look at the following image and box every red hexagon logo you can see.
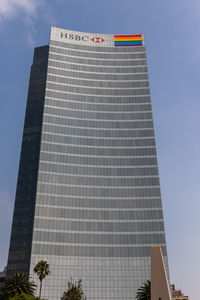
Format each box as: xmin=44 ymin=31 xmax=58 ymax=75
xmin=91 ymin=37 xmax=105 ymax=43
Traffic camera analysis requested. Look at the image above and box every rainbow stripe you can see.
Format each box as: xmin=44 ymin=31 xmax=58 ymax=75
xmin=114 ymin=34 xmax=143 ymax=47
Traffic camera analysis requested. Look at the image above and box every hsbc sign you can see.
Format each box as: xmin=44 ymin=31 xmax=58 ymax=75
xmin=61 ymin=32 xmax=89 ymax=42
xmin=51 ymin=28 xmax=116 ymax=48
xmin=60 ymin=32 xmax=105 ymax=44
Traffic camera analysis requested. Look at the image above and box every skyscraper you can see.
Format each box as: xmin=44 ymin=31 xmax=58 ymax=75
xmin=7 ymin=27 xmax=169 ymax=300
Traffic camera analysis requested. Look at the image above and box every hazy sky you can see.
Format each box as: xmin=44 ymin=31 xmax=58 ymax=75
xmin=0 ymin=0 xmax=200 ymax=299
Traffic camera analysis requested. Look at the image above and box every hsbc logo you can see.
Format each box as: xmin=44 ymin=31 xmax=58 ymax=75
xmin=91 ymin=37 xmax=105 ymax=43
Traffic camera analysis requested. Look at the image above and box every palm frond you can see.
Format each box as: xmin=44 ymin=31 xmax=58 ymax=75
xmin=3 ymin=272 xmax=36 ymax=298
xmin=136 ymin=280 xmax=151 ymax=300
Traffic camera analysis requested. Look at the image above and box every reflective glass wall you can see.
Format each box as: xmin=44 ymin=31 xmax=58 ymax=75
xmin=6 ymin=46 xmax=49 ymax=277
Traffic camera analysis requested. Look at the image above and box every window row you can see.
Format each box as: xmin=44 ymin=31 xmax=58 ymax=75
xmin=33 ymin=231 xmax=165 ymax=245
xmin=43 ymin=114 xmax=153 ymax=128
xmin=32 ymin=243 xmax=167 ymax=257
xmin=47 ymin=74 xmax=149 ymax=89
xmin=46 ymin=82 xmax=150 ymax=97
xmin=45 ymin=98 xmax=152 ymax=113
xmin=40 ymin=141 xmax=156 ymax=156
xmin=48 ymin=60 xmax=148 ymax=74
xmin=45 ymin=90 xmax=151 ymax=104
xmin=44 ymin=106 xmax=152 ymax=119
xmin=49 ymin=53 xmax=147 ymax=67
xmin=37 ymin=183 xmax=161 ymax=198
xmin=38 ymin=172 xmax=159 ymax=187
xmin=41 ymin=133 xmax=155 ymax=147
xmin=44 ymin=107 xmax=152 ymax=121
xmin=35 ymin=205 xmax=162 ymax=220
xmin=36 ymin=287 xmax=142 ymax=300
xmin=50 ymin=45 xmax=147 ymax=60
xmin=34 ymin=216 xmax=164 ymax=232
xmin=42 ymin=125 xmax=154 ymax=138
xmin=39 ymin=161 xmax=158 ymax=177
xmin=47 ymin=67 xmax=148 ymax=81
xmin=36 ymin=194 xmax=161 ymax=209
xmin=39 ymin=152 xmax=157 ymax=166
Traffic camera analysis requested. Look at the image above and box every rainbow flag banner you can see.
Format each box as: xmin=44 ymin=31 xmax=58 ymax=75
xmin=114 ymin=34 xmax=143 ymax=47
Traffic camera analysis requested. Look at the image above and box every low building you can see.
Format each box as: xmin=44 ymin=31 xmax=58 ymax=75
xmin=0 ymin=267 xmax=6 ymax=288
xmin=171 ymin=284 xmax=189 ymax=300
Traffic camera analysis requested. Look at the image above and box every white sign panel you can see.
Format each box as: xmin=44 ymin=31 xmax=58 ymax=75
xmin=50 ymin=27 xmax=115 ymax=47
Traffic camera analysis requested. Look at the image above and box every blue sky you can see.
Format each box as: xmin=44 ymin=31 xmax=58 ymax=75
xmin=0 ymin=0 xmax=200 ymax=298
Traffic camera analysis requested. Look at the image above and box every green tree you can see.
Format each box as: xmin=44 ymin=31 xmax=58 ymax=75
xmin=136 ymin=280 xmax=151 ymax=300
xmin=61 ymin=279 xmax=86 ymax=300
xmin=33 ymin=260 xmax=50 ymax=299
xmin=9 ymin=293 xmax=45 ymax=300
xmin=2 ymin=272 xmax=36 ymax=299
xmin=0 ymin=288 xmax=7 ymax=300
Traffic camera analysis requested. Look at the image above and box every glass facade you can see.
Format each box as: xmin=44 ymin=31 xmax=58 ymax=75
xmin=7 ymin=27 xmax=169 ymax=300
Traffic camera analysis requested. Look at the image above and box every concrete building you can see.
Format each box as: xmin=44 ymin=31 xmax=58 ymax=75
xmin=171 ymin=284 xmax=189 ymax=300
xmin=7 ymin=27 xmax=169 ymax=300
xmin=151 ymin=245 xmax=171 ymax=300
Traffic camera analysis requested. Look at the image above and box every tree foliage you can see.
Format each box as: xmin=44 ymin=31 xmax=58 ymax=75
xmin=2 ymin=273 xmax=36 ymax=299
xmin=9 ymin=293 xmax=45 ymax=300
xmin=33 ymin=260 xmax=50 ymax=299
xmin=61 ymin=279 xmax=86 ymax=300
xmin=136 ymin=280 xmax=151 ymax=300
xmin=0 ymin=289 xmax=7 ymax=300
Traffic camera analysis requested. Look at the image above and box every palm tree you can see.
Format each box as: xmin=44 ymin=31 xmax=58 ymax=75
xmin=33 ymin=260 xmax=50 ymax=299
xmin=136 ymin=280 xmax=151 ymax=300
xmin=2 ymin=272 xmax=36 ymax=298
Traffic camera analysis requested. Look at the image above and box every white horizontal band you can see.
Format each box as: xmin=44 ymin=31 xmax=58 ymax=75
xmin=48 ymin=71 xmax=148 ymax=83
xmin=39 ymin=160 xmax=157 ymax=169
xmin=43 ymin=111 xmax=152 ymax=122
xmin=43 ymin=120 xmax=153 ymax=131
xmin=36 ymin=192 xmax=160 ymax=200
xmin=42 ymin=130 xmax=154 ymax=140
xmin=34 ymin=215 xmax=163 ymax=223
xmin=40 ymin=150 xmax=156 ymax=159
xmin=46 ymin=87 xmax=150 ymax=98
xmin=49 ymin=50 xmax=147 ymax=62
xmin=48 ymin=64 xmax=148 ymax=76
xmin=49 ymin=58 xmax=146 ymax=69
xmin=36 ymin=203 xmax=162 ymax=212
xmin=47 ymin=79 xmax=149 ymax=90
xmin=41 ymin=140 xmax=155 ymax=149
xmin=34 ymin=228 xmax=165 ymax=235
xmin=38 ymin=180 xmax=160 ymax=189
xmin=39 ymin=170 xmax=158 ymax=178
xmin=32 ymin=240 xmax=166 ymax=247
xmin=45 ymin=96 xmax=151 ymax=107
xmin=44 ymin=104 xmax=152 ymax=114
